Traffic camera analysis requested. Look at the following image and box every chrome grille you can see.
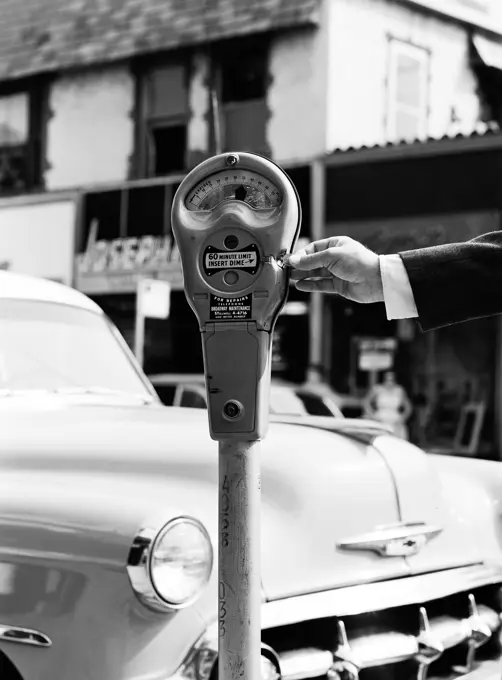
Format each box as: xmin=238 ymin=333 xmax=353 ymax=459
xmin=262 ymin=585 xmax=502 ymax=680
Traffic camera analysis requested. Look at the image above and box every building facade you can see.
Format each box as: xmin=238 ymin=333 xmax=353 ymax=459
xmin=319 ymin=0 xmax=502 ymax=455
xmin=1 ymin=0 xmax=502 ymax=451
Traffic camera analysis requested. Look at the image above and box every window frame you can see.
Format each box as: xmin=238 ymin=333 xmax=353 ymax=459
xmin=133 ymin=56 xmax=191 ymax=178
xmin=386 ymin=37 xmax=430 ymax=143
xmin=210 ymin=36 xmax=271 ymax=156
xmin=216 ymin=39 xmax=270 ymax=105
xmin=0 ymin=78 xmax=46 ymax=195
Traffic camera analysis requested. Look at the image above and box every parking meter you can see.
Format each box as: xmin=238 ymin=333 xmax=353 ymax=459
xmin=171 ymin=152 xmax=301 ymax=440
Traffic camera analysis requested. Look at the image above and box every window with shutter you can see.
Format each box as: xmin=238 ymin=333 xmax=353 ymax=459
xmin=213 ymin=38 xmax=270 ymax=155
xmin=137 ymin=62 xmax=189 ymax=177
xmin=0 ymin=88 xmax=44 ymax=194
xmin=386 ymin=40 xmax=429 ymax=143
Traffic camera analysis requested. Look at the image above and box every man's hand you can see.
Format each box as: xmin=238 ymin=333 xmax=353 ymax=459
xmin=288 ymin=236 xmax=384 ymax=304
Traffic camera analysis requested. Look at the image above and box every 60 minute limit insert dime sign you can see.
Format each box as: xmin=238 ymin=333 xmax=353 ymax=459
xmin=202 ymin=244 xmax=260 ymax=277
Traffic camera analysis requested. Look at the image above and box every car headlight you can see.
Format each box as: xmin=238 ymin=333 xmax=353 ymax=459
xmin=127 ymin=515 xmax=213 ymax=612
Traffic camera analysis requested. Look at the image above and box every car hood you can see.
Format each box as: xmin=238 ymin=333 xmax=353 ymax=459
xmin=0 ymin=400 xmax=494 ymax=601
xmin=372 ymin=434 xmax=502 ymax=574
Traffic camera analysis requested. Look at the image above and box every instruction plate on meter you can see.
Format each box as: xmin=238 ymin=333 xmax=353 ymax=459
xmin=203 ymin=244 xmax=260 ymax=276
xmin=209 ymin=294 xmax=252 ymax=321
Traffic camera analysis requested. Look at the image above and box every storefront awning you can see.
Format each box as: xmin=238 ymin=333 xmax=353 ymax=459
xmin=472 ymin=33 xmax=502 ymax=71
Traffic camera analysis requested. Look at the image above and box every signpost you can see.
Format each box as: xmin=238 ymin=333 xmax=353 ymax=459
xmin=171 ymin=152 xmax=301 ymax=680
xmin=356 ymin=337 xmax=397 ymax=389
xmin=134 ymin=278 xmax=171 ymax=367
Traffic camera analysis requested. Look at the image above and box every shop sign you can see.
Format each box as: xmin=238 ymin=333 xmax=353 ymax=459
xmin=138 ymin=279 xmax=171 ymax=320
xmin=75 ymin=233 xmax=183 ymax=294
xmin=358 ymin=337 xmax=397 ymax=372
xmin=77 ymin=234 xmax=179 ymax=274
xmin=0 ymin=197 xmax=76 ymax=285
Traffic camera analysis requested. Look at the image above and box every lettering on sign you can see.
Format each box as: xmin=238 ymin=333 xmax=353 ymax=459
xmin=357 ymin=337 xmax=397 ymax=372
xmin=205 ymin=251 xmax=257 ymax=269
xmin=209 ymin=294 xmax=253 ymax=321
xmin=77 ymin=235 xmax=179 ymax=274
xmin=203 ymin=244 xmax=260 ymax=277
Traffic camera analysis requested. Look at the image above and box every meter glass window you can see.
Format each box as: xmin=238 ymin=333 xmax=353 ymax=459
xmin=185 ymin=171 xmax=282 ymax=211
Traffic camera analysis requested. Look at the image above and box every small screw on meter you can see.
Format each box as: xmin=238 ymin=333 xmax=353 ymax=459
xmin=171 ymin=152 xmax=301 ymax=440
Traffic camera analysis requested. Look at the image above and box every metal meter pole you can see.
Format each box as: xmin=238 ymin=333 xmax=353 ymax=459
xmin=219 ymin=439 xmax=261 ymax=680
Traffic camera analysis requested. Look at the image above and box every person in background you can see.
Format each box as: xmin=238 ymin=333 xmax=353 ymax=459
xmin=363 ymin=370 xmax=413 ymax=439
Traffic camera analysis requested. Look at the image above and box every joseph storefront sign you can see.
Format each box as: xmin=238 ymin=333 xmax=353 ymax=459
xmin=75 ymin=233 xmax=184 ymax=294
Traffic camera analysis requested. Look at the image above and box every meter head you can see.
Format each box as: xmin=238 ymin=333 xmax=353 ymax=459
xmin=172 ymin=152 xmax=301 ymax=440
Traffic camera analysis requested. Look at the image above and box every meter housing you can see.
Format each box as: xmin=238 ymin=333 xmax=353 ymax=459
xmin=172 ymin=152 xmax=301 ymax=440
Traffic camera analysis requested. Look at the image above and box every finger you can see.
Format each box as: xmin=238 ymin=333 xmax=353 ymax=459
xmin=289 ymin=266 xmax=332 ymax=281
xmin=290 ymin=246 xmax=344 ymax=272
xmin=292 ymin=237 xmax=339 ymax=258
xmin=295 ymin=277 xmax=341 ymax=293
xmin=296 ymin=275 xmax=351 ymax=297
xmin=289 ymin=237 xmax=347 ymax=266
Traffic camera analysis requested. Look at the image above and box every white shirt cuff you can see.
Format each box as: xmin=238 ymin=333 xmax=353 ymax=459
xmin=379 ymin=254 xmax=418 ymax=320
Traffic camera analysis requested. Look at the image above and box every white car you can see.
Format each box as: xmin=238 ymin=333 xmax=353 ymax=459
xmin=1 ymin=271 xmax=502 ymax=680
xmin=148 ymin=373 xmax=348 ymax=418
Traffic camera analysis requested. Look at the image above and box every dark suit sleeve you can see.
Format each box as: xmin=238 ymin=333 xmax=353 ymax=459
xmin=398 ymin=230 xmax=502 ymax=331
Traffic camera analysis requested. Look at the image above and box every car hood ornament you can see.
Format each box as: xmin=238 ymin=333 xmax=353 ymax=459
xmin=337 ymin=522 xmax=443 ymax=557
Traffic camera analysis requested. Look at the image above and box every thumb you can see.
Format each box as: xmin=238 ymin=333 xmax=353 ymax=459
xmin=289 ymin=248 xmax=338 ymax=271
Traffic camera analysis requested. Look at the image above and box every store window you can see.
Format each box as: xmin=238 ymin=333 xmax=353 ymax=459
xmin=0 ymin=87 xmax=44 ymax=194
xmin=80 ymin=182 xmax=177 ymax=247
xmin=214 ymin=38 xmax=270 ymax=154
xmin=386 ymin=39 xmax=429 ymax=143
xmin=137 ymin=62 xmax=189 ymax=177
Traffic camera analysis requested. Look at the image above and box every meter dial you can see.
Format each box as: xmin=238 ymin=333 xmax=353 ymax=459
xmin=185 ymin=170 xmax=282 ymax=211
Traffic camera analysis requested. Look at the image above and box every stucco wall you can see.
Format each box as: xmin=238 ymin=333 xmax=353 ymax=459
xmin=45 ymin=67 xmax=134 ymax=190
xmin=187 ymin=51 xmax=210 ymax=165
xmin=327 ymin=0 xmax=482 ymax=151
xmin=268 ymin=10 xmax=329 ymax=163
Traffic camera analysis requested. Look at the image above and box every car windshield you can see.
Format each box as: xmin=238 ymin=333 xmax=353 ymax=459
xmin=0 ymin=299 xmax=152 ymax=399
xmin=295 ymin=392 xmax=334 ymax=417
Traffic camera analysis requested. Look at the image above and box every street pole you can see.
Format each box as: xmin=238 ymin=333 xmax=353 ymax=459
xmin=171 ymin=152 xmax=301 ymax=680
xmin=219 ymin=439 xmax=261 ymax=680
xmin=307 ymin=158 xmax=326 ymax=384
xmin=134 ymin=280 xmax=145 ymax=368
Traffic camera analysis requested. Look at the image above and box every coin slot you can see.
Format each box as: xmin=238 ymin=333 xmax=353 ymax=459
xmin=224 ymin=235 xmax=239 ymax=250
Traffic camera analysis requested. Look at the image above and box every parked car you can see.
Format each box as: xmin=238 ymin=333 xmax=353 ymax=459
xmin=148 ymin=373 xmax=357 ymax=418
xmin=1 ymin=270 xmax=502 ymax=680
xmin=293 ymin=380 xmax=365 ymax=418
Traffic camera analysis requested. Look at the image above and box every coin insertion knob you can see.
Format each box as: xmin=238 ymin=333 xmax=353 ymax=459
xmin=223 ymin=271 xmax=239 ymax=285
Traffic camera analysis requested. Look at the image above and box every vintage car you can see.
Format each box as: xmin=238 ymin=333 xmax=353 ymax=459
xmin=147 ymin=372 xmax=359 ymax=419
xmin=1 ymin=270 xmax=502 ymax=680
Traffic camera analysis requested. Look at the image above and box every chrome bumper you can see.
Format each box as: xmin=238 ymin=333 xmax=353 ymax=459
xmin=171 ymin=564 xmax=502 ymax=680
